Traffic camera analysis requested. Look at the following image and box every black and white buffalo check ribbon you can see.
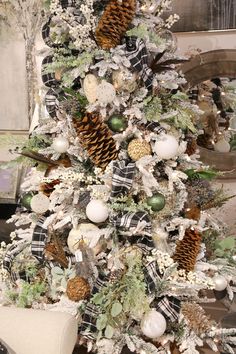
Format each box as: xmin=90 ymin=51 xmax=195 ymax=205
xmin=80 ymin=274 xmax=109 ymax=339
xmin=44 ymin=87 xmax=64 ymax=118
xmin=156 ymin=296 xmax=181 ymax=322
xmin=125 ymin=36 xmax=154 ymax=91
xmin=31 ymin=217 xmax=48 ymax=262
xmin=112 ymin=211 xmax=152 ymax=234
xmin=41 ymin=56 xmax=59 ymax=88
xmin=144 ymin=260 xmax=162 ymax=293
xmin=146 ymin=121 xmax=166 ymax=135
xmin=111 ymin=160 xmax=136 ymax=198
xmin=3 ymin=240 xmax=29 ymax=282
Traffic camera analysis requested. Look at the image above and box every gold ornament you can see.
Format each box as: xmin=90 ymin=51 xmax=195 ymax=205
xmin=128 ymin=139 xmax=151 ymax=161
xmin=66 ymin=276 xmax=90 ymax=302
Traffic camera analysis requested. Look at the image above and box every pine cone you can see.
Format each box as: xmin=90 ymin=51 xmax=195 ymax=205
xmin=184 ymin=203 xmax=201 ymax=221
xmin=95 ymin=0 xmax=136 ymax=49
xmin=66 ymin=276 xmax=90 ymax=302
xmin=185 ymin=136 xmax=197 ymax=156
xmin=44 ymin=235 xmax=68 ymax=268
xmin=40 ymin=179 xmax=61 ymax=197
xmin=172 ymin=228 xmax=202 ymax=272
xmin=181 ymin=302 xmax=214 ymax=335
xmin=73 ymin=112 xmax=118 ymax=170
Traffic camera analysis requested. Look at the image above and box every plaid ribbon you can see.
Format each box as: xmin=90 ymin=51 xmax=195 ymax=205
xmin=80 ymin=274 xmax=109 ymax=339
xmin=156 ymin=296 xmax=181 ymax=322
xmin=44 ymin=87 xmax=64 ymax=118
xmin=112 ymin=211 xmax=152 ymax=234
xmin=144 ymin=260 xmax=162 ymax=293
xmin=111 ymin=160 xmax=136 ymax=198
xmin=3 ymin=241 xmax=29 ymax=282
xmin=136 ymin=235 xmax=155 ymax=255
xmin=41 ymin=56 xmax=59 ymax=88
xmin=146 ymin=121 xmax=166 ymax=135
xmin=42 ymin=19 xmax=56 ymax=48
xmin=125 ymin=36 xmax=154 ymax=91
xmin=188 ymin=88 xmax=199 ymax=102
xmin=31 ymin=217 xmax=48 ymax=263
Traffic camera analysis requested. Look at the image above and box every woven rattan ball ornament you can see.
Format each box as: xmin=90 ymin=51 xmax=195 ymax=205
xmin=66 ymin=276 xmax=90 ymax=302
xmin=128 ymin=139 xmax=151 ymax=161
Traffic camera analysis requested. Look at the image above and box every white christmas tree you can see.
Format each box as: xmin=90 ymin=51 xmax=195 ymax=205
xmin=1 ymin=1 xmax=236 ymax=353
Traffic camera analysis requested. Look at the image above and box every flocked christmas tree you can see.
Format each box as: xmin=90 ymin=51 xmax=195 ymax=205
xmin=1 ymin=1 xmax=236 ymax=353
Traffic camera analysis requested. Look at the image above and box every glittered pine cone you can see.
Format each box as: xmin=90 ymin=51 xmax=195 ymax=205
xmin=66 ymin=276 xmax=90 ymax=302
xmin=172 ymin=228 xmax=202 ymax=272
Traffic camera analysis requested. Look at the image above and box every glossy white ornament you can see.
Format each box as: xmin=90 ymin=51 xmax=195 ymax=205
xmin=86 ymin=199 xmax=109 ymax=223
xmin=213 ymin=274 xmax=228 ymax=291
xmin=96 ymin=81 xmax=116 ymax=105
xmin=30 ymin=193 xmax=50 ymax=214
xmin=67 ymin=223 xmax=100 ymax=254
xmin=214 ymin=138 xmax=231 ymax=153
xmin=112 ymin=68 xmax=138 ymax=93
xmin=52 ymin=136 xmax=69 ymax=153
xmin=83 ymin=74 xmax=99 ymax=103
xmin=141 ymin=310 xmax=167 ymax=339
xmin=154 ymin=134 xmax=179 ymax=159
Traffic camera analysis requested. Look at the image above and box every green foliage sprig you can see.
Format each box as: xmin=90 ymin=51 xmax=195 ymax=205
xmin=184 ymin=168 xmax=219 ymax=180
xmin=7 ymin=280 xmax=47 ymax=308
xmin=92 ymin=253 xmax=150 ymax=339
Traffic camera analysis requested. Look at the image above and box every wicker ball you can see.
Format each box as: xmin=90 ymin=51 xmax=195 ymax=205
xmin=128 ymin=139 xmax=151 ymax=161
xmin=66 ymin=276 xmax=90 ymax=302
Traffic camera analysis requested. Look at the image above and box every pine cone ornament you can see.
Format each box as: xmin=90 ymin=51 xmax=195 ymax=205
xmin=185 ymin=136 xmax=197 ymax=156
xmin=73 ymin=112 xmax=118 ymax=169
xmin=172 ymin=228 xmax=202 ymax=272
xmin=66 ymin=276 xmax=90 ymax=302
xmin=95 ymin=0 xmax=136 ymax=49
xmin=184 ymin=203 xmax=201 ymax=221
xmin=181 ymin=302 xmax=214 ymax=335
xmin=40 ymin=179 xmax=60 ymax=197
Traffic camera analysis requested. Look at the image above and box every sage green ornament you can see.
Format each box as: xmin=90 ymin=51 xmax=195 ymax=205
xmin=147 ymin=193 xmax=165 ymax=212
xmin=107 ymin=115 xmax=127 ymax=133
xmin=20 ymin=192 xmax=36 ymax=210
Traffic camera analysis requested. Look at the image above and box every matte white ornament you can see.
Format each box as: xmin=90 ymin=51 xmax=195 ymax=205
xmin=86 ymin=199 xmax=109 ymax=223
xmin=96 ymin=81 xmax=116 ymax=105
xmin=214 ymin=138 xmax=230 ymax=153
xmin=31 ymin=193 xmax=50 ymax=214
xmin=213 ymin=274 xmax=228 ymax=291
xmin=67 ymin=223 xmax=100 ymax=254
xmin=141 ymin=310 xmax=167 ymax=339
xmin=83 ymin=74 xmax=99 ymax=103
xmin=52 ymin=136 xmax=69 ymax=153
xmin=154 ymin=134 xmax=179 ymax=159
xmin=229 ymin=116 xmax=236 ymax=130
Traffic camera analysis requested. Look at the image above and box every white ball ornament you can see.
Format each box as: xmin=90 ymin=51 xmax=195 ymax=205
xmin=141 ymin=310 xmax=167 ymax=339
xmin=213 ymin=274 xmax=228 ymax=291
xmin=52 ymin=136 xmax=69 ymax=153
xmin=83 ymin=74 xmax=99 ymax=103
xmin=229 ymin=116 xmax=236 ymax=130
xmin=154 ymin=134 xmax=179 ymax=160
xmin=30 ymin=193 xmax=50 ymax=214
xmin=86 ymin=199 xmax=109 ymax=223
xmin=96 ymin=81 xmax=116 ymax=105
xmin=67 ymin=223 xmax=100 ymax=254
xmin=214 ymin=138 xmax=231 ymax=153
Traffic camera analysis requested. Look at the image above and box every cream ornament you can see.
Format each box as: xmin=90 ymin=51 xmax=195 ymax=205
xmin=67 ymin=223 xmax=100 ymax=254
xmin=229 ymin=116 xmax=236 ymax=130
xmin=214 ymin=138 xmax=231 ymax=153
xmin=141 ymin=309 xmax=167 ymax=339
xmin=112 ymin=68 xmax=138 ymax=93
xmin=52 ymin=136 xmax=69 ymax=153
xmin=83 ymin=74 xmax=99 ymax=103
xmin=96 ymin=81 xmax=116 ymax=105
xmin=86 ymin=199 xmax=109 ymax=223
xmin=154 ymin=134 xmax=179 ymax=160
xmin=213 ymin=274 xmax=228 ymax=291
xmin=30 ymin=193 xmax=50 ymax=214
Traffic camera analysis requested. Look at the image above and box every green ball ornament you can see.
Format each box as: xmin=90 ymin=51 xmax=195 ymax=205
xmin=107 ymin=115 xmax=127 ymax=133
xmin=20 ymin=192 xmax=36 ymax=210
xmin=147 ymin=193 xmax=166 ymax=212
